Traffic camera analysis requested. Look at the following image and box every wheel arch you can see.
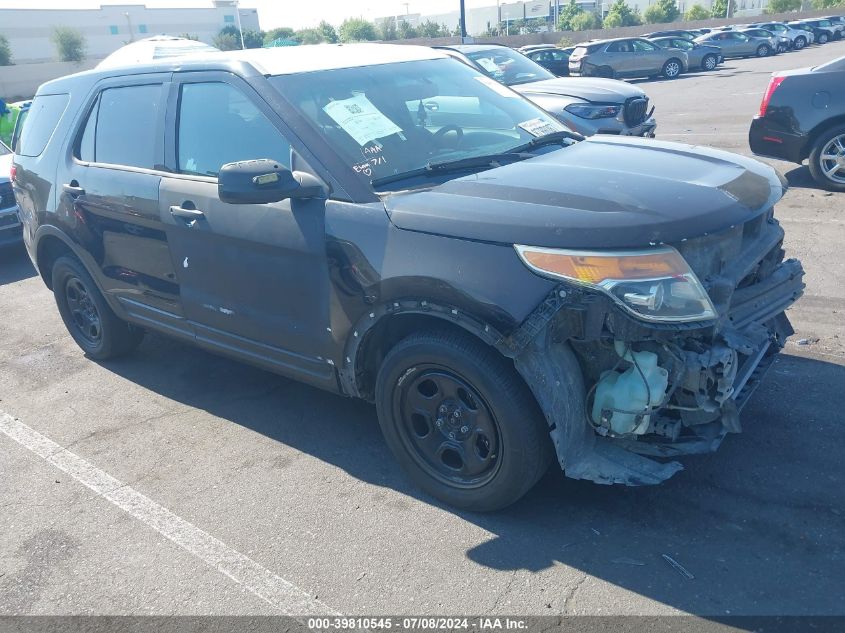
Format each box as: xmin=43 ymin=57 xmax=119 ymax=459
xmin=34 ymin=226 xmax=78 ymax=290
xmin=339 ymin=300 xmax=507 ymax=401
xmin=803 ymin=116 xmax=845 ymax=161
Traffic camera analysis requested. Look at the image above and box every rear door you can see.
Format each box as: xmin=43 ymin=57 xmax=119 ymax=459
xmin=157 ymin=72 xmax=334 ymax=385
xmin=54 ymin=75 xmax=189 ymax=335
xmin=632 ymin=39 xmax=662 ymax=74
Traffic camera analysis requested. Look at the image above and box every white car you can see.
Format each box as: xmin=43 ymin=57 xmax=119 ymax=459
xmin=0 ymin=140 xmax=22 ymax=247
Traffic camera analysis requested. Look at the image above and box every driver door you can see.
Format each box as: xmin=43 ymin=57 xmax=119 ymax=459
xmin=158 ymin=73 xmax=334 ymax=386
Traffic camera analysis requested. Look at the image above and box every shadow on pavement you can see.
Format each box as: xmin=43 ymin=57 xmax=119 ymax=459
xmin=99 ymin=334 xmax=845 ymax=619
xmin=0 ymin=242 xmax=36 ymax=286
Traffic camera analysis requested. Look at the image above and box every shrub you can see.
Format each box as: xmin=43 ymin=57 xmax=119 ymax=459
xmin=52 ymin=27 xmax=86 ymax=62
xmin=684 ymin=4 xmax=711 ymax=19
xmin=571 ymin=12 xmax=603 ymax=30
xmin=0 ymin=34 xmax=11 ymax=66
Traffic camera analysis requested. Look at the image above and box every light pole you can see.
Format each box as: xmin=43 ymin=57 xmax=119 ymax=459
xmin=234 ymin=0 xmax=246 ymax=49
xmin=459 ymin=0 xmax=468 ymax=41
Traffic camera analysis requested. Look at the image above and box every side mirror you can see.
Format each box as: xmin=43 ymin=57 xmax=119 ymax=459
xmin=218 ymin=159 xmax=325 ymax=205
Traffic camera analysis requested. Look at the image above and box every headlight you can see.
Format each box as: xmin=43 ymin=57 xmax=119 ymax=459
xmin=515 ymin=245 xmax=717 ymax=323
xmin=563 ymin=103 xmax=621 ymax=120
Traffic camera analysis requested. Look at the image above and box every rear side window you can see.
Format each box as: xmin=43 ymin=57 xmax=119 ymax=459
xmin=90 ymin=84 xmax=161 ymax=169
xmin=15 ymin=94 xmax=69 ymax=157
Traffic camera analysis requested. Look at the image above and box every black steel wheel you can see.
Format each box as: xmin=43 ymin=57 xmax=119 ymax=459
xmin=52 ymin=255 xmax=144 ymax=359
xmin=393 ymin=366 xmax=502 ymax=489
xmin=375 ymin=329 xmax=553 ymax=511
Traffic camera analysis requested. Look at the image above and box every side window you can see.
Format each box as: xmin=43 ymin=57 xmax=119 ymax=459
xmin=177 ymin=82 xmax=291 ymax=178
xmin=95 ymin=84 xmax=161 ymax=168
xmin=15 ymin=94 xmax=69 ymax=157
xmin=76 ymin=96 xmax=99 ymax=162
xmin=632 ymin=40 xmax=657 ymax=51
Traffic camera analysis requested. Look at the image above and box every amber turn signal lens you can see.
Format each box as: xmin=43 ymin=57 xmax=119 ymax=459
xmin=517 ymin=248 xmax=688 ymax=284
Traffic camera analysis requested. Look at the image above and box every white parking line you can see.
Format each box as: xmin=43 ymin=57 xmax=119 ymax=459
xmin=0 ymin=411 xmax=338 ymax=616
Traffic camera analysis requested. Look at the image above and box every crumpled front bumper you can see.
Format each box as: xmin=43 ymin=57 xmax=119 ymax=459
xmin=502 ymin=254 xmax=805 ymax=486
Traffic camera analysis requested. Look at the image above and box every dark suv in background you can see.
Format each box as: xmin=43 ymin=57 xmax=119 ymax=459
xmin=12 ymin=44 xmax=803 ymax=510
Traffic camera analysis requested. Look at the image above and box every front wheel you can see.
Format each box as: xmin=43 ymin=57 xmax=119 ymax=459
xmin=662 ymin=58 xmax=682 ymax=79
xmin=818 ymin=33 xmax=829 ymax=44
xmin=808 ymin=125 xmax=845 ymax=192
xmin=702 ymin=54 xmax=718 ymax=71
xmin=52 ymin=256 xmax=144 ymax=359
xmin=794 ymin=36 xmax=806 ymax=49
xmin=375 ymin=330 xmax=553 ymax=511
xmin=756 ymin=44 xmax=771 ymax=57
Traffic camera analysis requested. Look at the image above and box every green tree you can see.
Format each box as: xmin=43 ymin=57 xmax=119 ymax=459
xmin=0 ymin=34 xmax=11 ymax=66
xmin=644 ymin=4 xmax=668 ymax=22
xmin=684 ymin=4 xmax=711 ymax=19
xmin=571 ymin=11 xmax=603 ymax=29
xmin=318 ymin=20 xmax=339 ymax=43
xmin=710 ymin=0 xmax=737 ymax=17
xmin=379 ymin=19 xmax=398 ymax=40
xmin=603 ymin=0 xmax=643 ymax=27
xmin=213 ymin=30 xmax=240 ymax=50
xmin=766 ymin=0 xmax=801 ymax=11
xmin=397 ymin=20 xmax=419 ymax=39
xmin=419 ymin=20 xmax=445 ymax=37
xmin=558 ymin=0 xmax=585 ymax=31
xmin=339 ymin=18 xmax=378 ymax=42
xmin=241 ymin=29 xmax=264 ymax=48
xmin=264 ymin=27 xmax=295 ymax=43
xmin=295 ymin=28 xmax=324 ymax=44
xmin=52 ymin=27 xmax=86 ymax=62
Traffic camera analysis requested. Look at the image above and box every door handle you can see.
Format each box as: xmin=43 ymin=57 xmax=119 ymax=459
xmin=63 ymin=183 xmax=85 ymax=197
xmin=169 ymin=205 xmax=205 ymax=220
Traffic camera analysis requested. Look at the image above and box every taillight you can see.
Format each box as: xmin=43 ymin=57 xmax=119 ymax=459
xmin=758 ymin=75 xmax=786 ymax=117
xmin=9 ymin=165 xmax=16 ymax=182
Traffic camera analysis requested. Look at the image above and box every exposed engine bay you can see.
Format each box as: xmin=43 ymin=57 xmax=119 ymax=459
xmin=507 ymin=209 xmax=805 ymax=485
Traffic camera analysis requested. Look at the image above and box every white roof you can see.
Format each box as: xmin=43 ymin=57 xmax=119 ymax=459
xmin=97 ymin=36 xmax=219 ymax=69
xmin=216 ymin=43 xmax=447 ymax=76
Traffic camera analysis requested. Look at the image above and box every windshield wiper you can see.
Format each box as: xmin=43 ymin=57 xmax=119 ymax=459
xmin=509 ymin=130 xmax=583 ymax=153
xmin=371 ymin=151 xmax=532 ymax=189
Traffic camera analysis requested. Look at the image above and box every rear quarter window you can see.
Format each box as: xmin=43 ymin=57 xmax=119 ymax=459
xmin=15 ymin=94 xmax=69 ymax=157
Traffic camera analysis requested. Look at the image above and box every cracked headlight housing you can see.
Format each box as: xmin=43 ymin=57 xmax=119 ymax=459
xmin=515 ymin=245 xmax=717 ymax=323
xmin=564 ymin=103 xmax=622 ymax=119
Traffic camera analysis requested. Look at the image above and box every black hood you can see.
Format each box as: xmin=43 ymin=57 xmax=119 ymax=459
xmin=383 ymin=136 xmax=786 ymax=249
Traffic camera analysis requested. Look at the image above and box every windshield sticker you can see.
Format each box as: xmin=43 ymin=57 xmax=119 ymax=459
xmin=475 ymin=57 xmax=500 ymax=73
xmin=473 ymin=75 xmax=519 ymax=98
xmin=518 ymin=117 xmax=563 ymax=137
xmin=323 ymin=95 xmax=403 ymax=146
xmin=352 ymin=155 xmax=388 ymax=178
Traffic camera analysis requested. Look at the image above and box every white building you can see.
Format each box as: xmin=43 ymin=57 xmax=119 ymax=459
xmin=0 ymin=1 xmax=260 ymax=64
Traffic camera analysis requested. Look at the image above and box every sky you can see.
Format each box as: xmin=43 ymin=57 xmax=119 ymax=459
xmin=0 ymin=0 xmax=491 ymax=30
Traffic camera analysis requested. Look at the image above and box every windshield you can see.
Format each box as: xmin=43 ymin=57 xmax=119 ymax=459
xmin=464 ymin=48 xmax=555 ymax=85
xmin=270 ymin=58 xmax=567 ymax=189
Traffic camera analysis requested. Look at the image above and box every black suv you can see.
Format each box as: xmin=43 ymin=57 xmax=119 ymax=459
xmin=12 ymin=45 xmax=804 ymax=510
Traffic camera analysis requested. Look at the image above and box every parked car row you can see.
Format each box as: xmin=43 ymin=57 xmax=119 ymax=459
xmin=510 ymin=17 xmax=844 ymax=82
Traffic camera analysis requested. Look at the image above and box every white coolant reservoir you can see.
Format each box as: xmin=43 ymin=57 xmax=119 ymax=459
xmin=590 ymin=341 xmax=669 ymax=435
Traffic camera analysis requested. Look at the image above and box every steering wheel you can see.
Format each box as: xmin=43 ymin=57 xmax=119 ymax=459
xmin=432 ymin=124 xmax=464 ymax=149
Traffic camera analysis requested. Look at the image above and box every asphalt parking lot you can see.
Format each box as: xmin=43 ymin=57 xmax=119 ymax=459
xmin=1 ymin=40 xmax=844 ymax=619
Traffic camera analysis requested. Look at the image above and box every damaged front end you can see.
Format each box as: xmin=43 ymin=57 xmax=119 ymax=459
xmin=506 ymin=209 xmax=805 ymax=485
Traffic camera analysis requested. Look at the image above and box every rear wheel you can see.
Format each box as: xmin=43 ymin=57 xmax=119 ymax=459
xmin=818 ymin=33 xmax=829 ymax=44
xmin=794 ymin=36 xmax=806 ymax=49
xmin=662 ymin=58 xmax=682 ymax=79
xmin=756 ymin=44 xmax=772 ymax=57
xmin=595 ymin=65 xmax=615 ymax=78
xmin=808 ymin=125 xmax=845 ymax=193
xmin=52 ymin=256 xmax=144 ymax=359
xmin=702 ymin=54 xmax=718 ymax=71
xmin=375 ymin=329 xmax=553 ymax=511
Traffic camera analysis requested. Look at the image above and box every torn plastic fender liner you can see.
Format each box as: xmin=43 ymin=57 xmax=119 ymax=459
xmin=513 ymin=326 xmax=684 ymax=486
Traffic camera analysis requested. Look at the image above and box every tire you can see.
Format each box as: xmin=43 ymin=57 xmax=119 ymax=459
xmin=808 ymin=124 xmax=845 ymax=193
xmin=375 ymin=329 xmax=553 ymax=511
xmin=661 ymin=58 xmax=682 ymax=79
xmin=702 ymin=54 xmax=718 ymax=71
xmin=595 ymin=65 xmax=615 ymax=79
xmin=52 ymin=255 xmax=144 ymax=359
xmin=756 ymin=44 xmax=771 ymax=57
xmin=818 ymin=33 xmax=829 ymax=44
xmin=794 ymin=36 xmax=806 ymax=50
